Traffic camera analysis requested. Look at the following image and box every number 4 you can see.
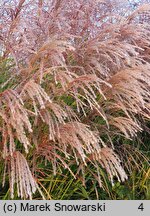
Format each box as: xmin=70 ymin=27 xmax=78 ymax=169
xmin=138 ymin=203 xmax=144 ymax=211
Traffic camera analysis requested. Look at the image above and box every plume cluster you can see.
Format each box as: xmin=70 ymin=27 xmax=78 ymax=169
xmin=0 ymin=0 xmax=150 ymax=199
xmin=3 ymin=152 xmax=43 ymax=199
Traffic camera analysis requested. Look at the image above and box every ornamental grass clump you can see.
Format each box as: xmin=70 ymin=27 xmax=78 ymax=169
xmin=0 ymin=0 xmax=150 ymax=199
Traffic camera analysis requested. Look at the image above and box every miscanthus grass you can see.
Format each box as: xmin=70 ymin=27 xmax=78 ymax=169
xmin=0 ymin=0 xmax=150 ymax=199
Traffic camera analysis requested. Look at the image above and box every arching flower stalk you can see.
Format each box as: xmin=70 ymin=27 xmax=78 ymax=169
xmin=0 ymin=0 xmax=150 ymax=199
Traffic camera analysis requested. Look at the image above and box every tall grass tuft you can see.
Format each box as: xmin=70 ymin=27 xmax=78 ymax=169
xmin=0 ymin=0 xmax=150 ymax=199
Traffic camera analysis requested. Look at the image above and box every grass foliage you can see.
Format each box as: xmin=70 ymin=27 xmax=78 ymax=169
xmin=0 ymin=0 xmax=150 ymax=199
